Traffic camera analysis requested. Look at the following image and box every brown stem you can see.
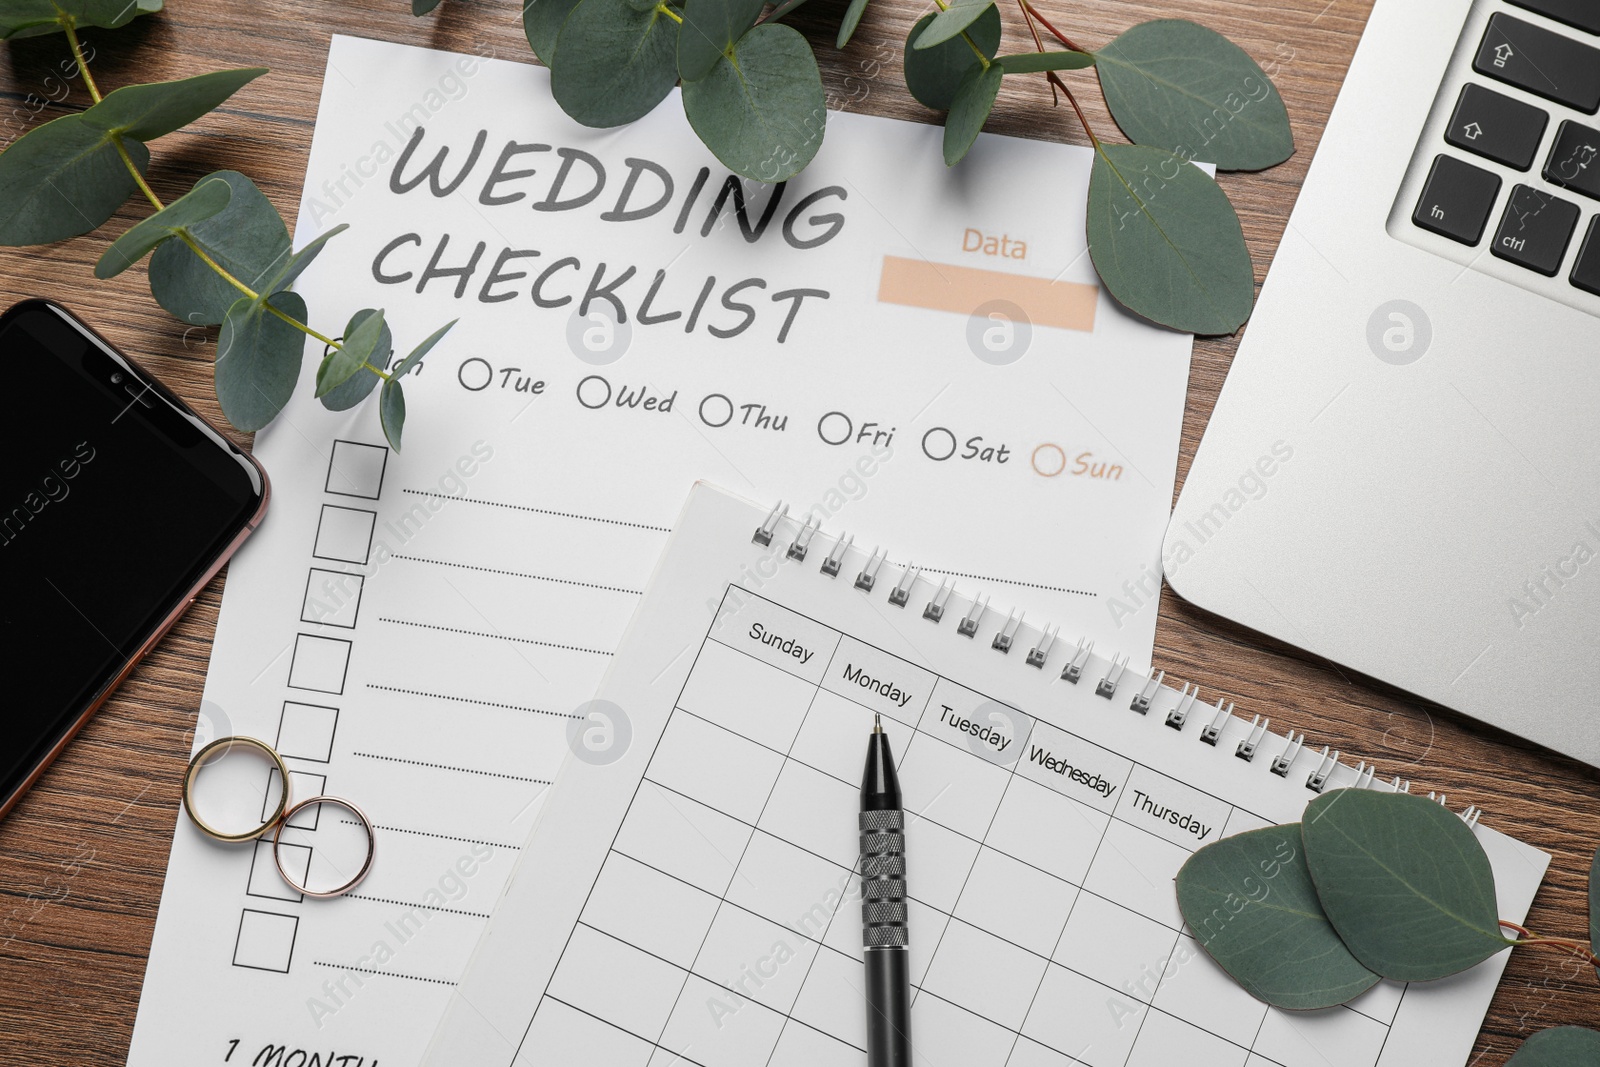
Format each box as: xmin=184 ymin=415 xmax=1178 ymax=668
xmin=1501 ymin=921 xmax=1600 ymax=969
xmin=1019 ymin=1 xmax=1086 ymax=54
xmin=1015 ymin=0 xmax=1059 ymax=105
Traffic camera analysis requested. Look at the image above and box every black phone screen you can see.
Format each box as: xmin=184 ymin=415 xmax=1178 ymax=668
xmin=0 ymin=301 xmax=265 ymax=805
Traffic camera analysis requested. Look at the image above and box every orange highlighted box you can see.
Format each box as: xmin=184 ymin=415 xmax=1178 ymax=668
xmin=877 ymin=255 xmax=1098 ymax=333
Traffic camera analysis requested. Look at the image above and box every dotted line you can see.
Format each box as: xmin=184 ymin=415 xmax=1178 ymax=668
xmin=313 ymin=962 xmax=456 ymax=987
xmin=378 ymin=617 xmax=614 ymax=657
xmin=393 ymin=555 xmax=642 ymax=597
xmin=339 ymin=817 xmax=521 ymax=851
xmin=402 ymin=490 xmax=670 ymax=533
xmin=368 ymin=683 xmax=581 ymax=721
xmin=353 ymin=751 xmax=551 ymax=784
xmin=919 ymin=567 xmax=1094 ymax=597
xmin=345 ymin=893 xmax=491 ymax=919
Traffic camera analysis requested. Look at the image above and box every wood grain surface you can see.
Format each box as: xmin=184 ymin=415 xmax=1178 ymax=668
xmin=2 ymin=0 xmax=1597 ymax=1063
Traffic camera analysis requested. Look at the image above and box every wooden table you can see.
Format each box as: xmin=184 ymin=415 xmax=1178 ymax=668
xmin=2 ymin=0 xmax=1597 ymax=1062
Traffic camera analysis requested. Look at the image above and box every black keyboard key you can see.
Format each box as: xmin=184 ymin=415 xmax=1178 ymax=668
xmin=1413 ymin=154 xmax=1502 ymax=245
xmin=1445 ymin=84 xmax=1549 ymax=170
xmin=1573 ymin=218 xmax=1600 ymax=296
xmin=1544 ymin=120 xmax=1600 ymax=200
xmin=1491 ymin=185 xmax=1580 ymax=274
xmin=1475 ymin=13 xmax=1600 ymax=114
xmin=1507 ymin=0 xmax=1600 ymax=36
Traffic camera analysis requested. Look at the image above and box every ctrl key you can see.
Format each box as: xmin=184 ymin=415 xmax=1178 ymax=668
xmin=1412 ymin=154 xmax=1502 ymax=245
xmin=1492 ymin=185 xmax=1579 ymax=276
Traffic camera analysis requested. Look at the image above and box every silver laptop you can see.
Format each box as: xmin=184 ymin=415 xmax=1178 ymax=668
xmin=1164 ymin=0 xmax=1600 ymax=764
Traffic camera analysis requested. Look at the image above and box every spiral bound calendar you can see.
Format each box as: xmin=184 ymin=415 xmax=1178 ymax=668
xmin=427 ymin=483 xmax=1548 ymax=1067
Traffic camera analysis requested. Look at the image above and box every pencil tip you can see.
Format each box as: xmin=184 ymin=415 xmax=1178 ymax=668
xmin=873 ymin=712 xmax=883 ymax=733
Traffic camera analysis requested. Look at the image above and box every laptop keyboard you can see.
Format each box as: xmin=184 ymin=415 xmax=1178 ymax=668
xmin=1403 ymin=0 xmax=1600 ymax=302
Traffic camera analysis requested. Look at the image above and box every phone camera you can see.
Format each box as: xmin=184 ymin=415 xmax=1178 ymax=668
xmin=111 ymin=372 xmax=124 ymax=385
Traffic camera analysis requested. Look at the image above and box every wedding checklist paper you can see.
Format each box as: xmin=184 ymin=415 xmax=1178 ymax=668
xmin=128 ymin=34 xmax=1197 ymax=1066
xmin=429 ymin=484 xmax=1548 ymax=1067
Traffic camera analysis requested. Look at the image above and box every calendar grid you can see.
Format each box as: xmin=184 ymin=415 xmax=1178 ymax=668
xmin=515 ymin=587 xmax=1407 ymax=1067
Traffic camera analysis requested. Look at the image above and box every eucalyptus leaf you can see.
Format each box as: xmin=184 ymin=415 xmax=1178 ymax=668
xmin=942 ymin=62 xmax=1001 ymax=166
xmin=913 ymin=0 xmax=993 ymax=50
xmin=836 ymin=0 xmax=869 ymax=48
xmin=1085 ymin=143 xmax=1254 ymax=334
xmin=95 ymin=174 xmax=231 ymax=279
xmin=148 ymin=170 xmax=290 ymax=327
xmin=315 ymin=308 xmax=387 ymax=399
xmin=0 ymin=113 xmax=148 ymax=245
xmin=1504 ymin=1026 xmax=1600 ymax=1066
xmin=1 ymin=0 xmax=162 ymax=40
xmin=766 ymin=0 xmax=808 ymax=19
xmin=523 ymin=0 xmax=584 ymax=65
xmin=1302 ymin=788 xmax=1512 ymax=982
xmin=413 ymin=0 xmax=441 ymax=13
xmin=393 ymin=318 xmax=458 ymax=380
xmin=551 ymin=0 xmax=679 ymax=128
xmin=903 ymin=7 xmax=999 ymax=112
xmin=678 ymin=0 xmax=765 ymax=82
xmin=379 ymin=377 xmax=407 ymax=452
xmin=682 ymin=23 xmax=825 ymax=182
xmin=214 ymin=291 xmax=309 ymax=433
xmin=81 ymin=69 xmax=268 ymax=143
xmin=320 ymin=309 xmax=394 ymax=412
xmin=265 ymin=222 xmax=350 ymax=294
xmin=998 ymin=50 xmax=1095 ymax=75
xmin=1176 ymin=824 xmax=1380 ymax=1010
xmin=1094 ymin=19 xmax=1293 ymax=171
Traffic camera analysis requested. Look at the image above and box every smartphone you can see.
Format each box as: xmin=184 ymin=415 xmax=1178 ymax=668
xmin=0 ymin=299 xmax=269 ymax=821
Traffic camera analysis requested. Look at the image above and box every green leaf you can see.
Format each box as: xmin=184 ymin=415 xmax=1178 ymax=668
xmin=393 ymin=318 xmax=458 ymax=380
xmin=320 ymin=309 xmax=394 ymax=412
xmin=550 ymin=0 xmax=679 ymax=127
xmin=81 ymin=68 xmax=268 ymax=142
xmin=379 ymin=377 xmax=407 ymax=452
xmin=913 ymin=0 xmax=992 ymax=50
xmin=678 ymin=0 xmax=764 ymax=82
xmin=95 ymin=174 xmax=231 ymax=279
xmin=1094 ymin=19 xmax=1293 ymax=171
xmin=1 ymin=0 xmax=162 ymax=40
xmin=903 ymin=7 xmax=999 ymax=112
xmin=214 ymin=291 xmax=309 ymax=433
xmin=412 ymin=0 xmax=441 ymax=12
xmin=316 ymin=309 xmax=387 ymax=399
xmin=835 ymin=0 xmax=869 ymax=48
xmin=1302 ymin=788 xmax=1512 ymax=982
xmin=265 ymin=223 xmax=350 ymax=294
xmin=524 ymin=0 xmax=584 ymax=64
xmin=1505 ymin=1027 xmax=1600 ymax=1066
xmin=942 ymin=62 xmax=1001 ymax=166
xmin=148 ymin=171 xmax=290 ymax=327
xmin=1176 ymin=824 xmax=1380 ymax=1010
xmin=765 ymin=0 xmax=808 ymax=19
xmin=0 ymin=113 xmax=148 ymax=245
xmin=1085 ymin=143 xmax=1254 ymax=334
xmin=998 ymin=50 xmax=1094 ymax=74
xmin=682 ymin=23 xmax=825 ymax=182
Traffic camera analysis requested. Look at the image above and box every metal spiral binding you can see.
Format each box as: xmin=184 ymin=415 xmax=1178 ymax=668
xmin=855 ymin=547 xmax=886 ymax=592
xmin=759 ymin=504 xmax=1489 ymax=829
xmin=993 ymin=610 xmax=1023 ymax=653
xmin=1130 ymin=671 xmax=1164 ymax=715
xmin=1198 ymin=698 xmax=1234 ymax=745
xmin=888 ymin=565 xmax=919 ymax=607
xmin=1095 ymin=654 xmax=1128 ymax=698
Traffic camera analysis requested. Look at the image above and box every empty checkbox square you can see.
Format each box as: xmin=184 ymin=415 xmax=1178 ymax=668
xmin=288 ymin=634 xmax=352 ymax=695
xmin=247 ymin=839 xmax=309 ymax=903
xmin=265 ymin=769 xmax=328 ymax=830
xmin=314 ymin=505 xmax=376 ymax=565
xmin=326 ymin=440 xmax=388 ymax=500
xmin=301 ymin=569 xmax=364 ymax=629
xmin=233 ymin=909 xmax=299 ymax=973
xmin=276 ymin=702 xmax=338 ymax=763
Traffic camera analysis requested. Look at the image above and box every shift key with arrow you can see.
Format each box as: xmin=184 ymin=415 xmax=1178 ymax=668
xmin=1445 ymin=83 xmax=1549 ymax=171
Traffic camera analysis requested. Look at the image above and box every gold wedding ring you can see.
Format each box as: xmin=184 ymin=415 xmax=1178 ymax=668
xmin=273 ymin=796 xmax=376 ymax=899
xmin=182 ymin=735 xmax=291 ymax=843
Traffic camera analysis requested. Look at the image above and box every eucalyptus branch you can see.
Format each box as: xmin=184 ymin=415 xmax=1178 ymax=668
xmin=1500 ymin=921 xmax=1600 ymax=969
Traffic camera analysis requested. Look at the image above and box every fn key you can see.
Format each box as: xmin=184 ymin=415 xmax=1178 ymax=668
xmin=1413 ymin=154 xmax=1502 ymax=245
